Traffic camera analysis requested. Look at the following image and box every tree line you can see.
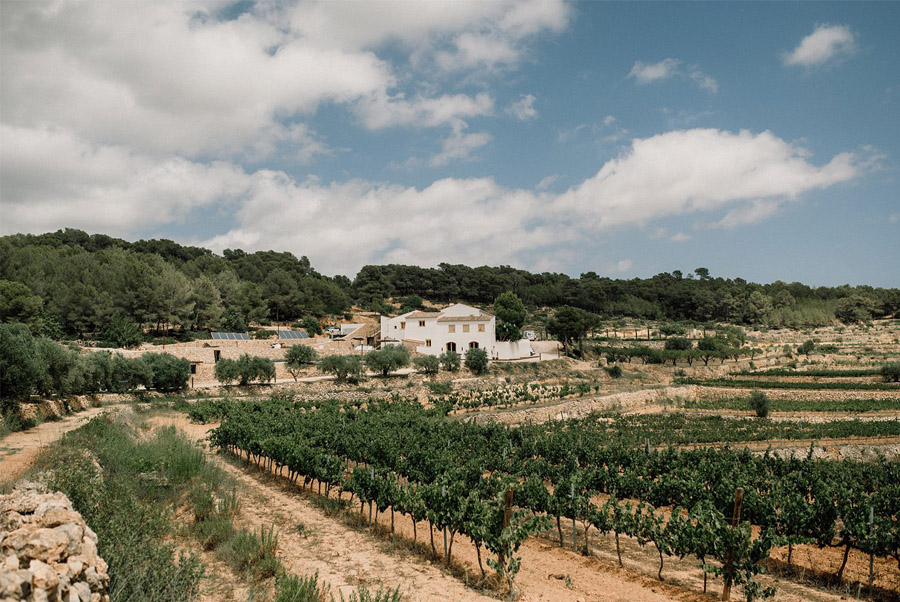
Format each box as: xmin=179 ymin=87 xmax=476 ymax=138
xmin=2 ymin=229 xmax=897 ymax=342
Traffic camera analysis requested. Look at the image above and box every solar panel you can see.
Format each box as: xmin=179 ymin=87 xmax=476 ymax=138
xmin=278 ymin=330 xmax=308 ymax=340
xmin=211 ymin=332 xmax=250 ymax=340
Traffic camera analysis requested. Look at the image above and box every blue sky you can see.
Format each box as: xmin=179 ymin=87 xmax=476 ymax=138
xmin=1 ymin=1 xmax=898 ymax=286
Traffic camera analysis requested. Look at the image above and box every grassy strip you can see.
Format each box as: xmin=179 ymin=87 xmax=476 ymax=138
xmin=740 ymin=368 xmax=881 ymax=377
xmin=33 ymin=412 xmax=400 ymax=602
xmin=35 ymin=417 xmax=206 ymax=602
xmin=680 ymin=396 xmax=900 ymax=413
xmin=676 ymin=377 xmax=899 ymax=391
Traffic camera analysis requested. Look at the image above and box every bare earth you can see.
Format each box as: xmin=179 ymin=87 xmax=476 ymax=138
xmin=0 ymin=405 xmax=115 ymax=486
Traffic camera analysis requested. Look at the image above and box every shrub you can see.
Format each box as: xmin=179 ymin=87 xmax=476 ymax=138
xmin=797 ymin=339 xmax=816 ymax=356
xmin=749 ymin=390 xmax=769 ymax=418
xmin=604 ymin=365 xmax=623 ymax=378
xmin=413 ymin=355 xmax=440 ymax=375
xmin=439 ymin=350 xmax=461 ymax=372
xmin=254 ymin=328 xmax=277 ymax=340
xmin=464 ymin=347 xmax=489 ymax=375
xmin=664 ymin=337 xmax=692 ymax=351
xmin=142 ymin=352 xmax=191 ymax=392
xmin=300 ymin=316 xmax=323 ymax=337
xmin=881 ymin=362 xmax=900 ymax=383
xmin=426 ymin=381 xmax=452 ymax=395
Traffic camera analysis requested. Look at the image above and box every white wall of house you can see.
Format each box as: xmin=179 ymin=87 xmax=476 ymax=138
xmin=493 ymin=339 xmax=535 ymax=360
xmin=380 ymin=303 xmax=496 ymax=356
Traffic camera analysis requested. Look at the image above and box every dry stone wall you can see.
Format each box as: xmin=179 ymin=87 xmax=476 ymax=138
xmin=0 ymin=483 xmax=108 ymax=602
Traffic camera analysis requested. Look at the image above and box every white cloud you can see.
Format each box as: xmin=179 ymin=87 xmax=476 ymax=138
xmin=889 ymin=213 xmax=899 ymax=224
xmin=708 ymin=200 xmax=782 ymax=229
xmin=506 ymin=94 xmax=538 ymax=121
xmin=629 ymin=59 xmax=682 ymax=84
xmin=670 ymin=232 xmax=692 ymax=243
xmin=0 ymin=0 xmax=562 ymax=159
xmin=0 ymin=125 xmax=248 ymax=235
xmin=784 ymin=24 xmax=855 ymax=67
xmin=203 ymin=176 xmax=554 ymax=274
xmin=536 ymin=174 xmax=559 ymax=190
xmin=629 ymin=59 xmax=717 ymax=93
xmin=0 ymin=125 xmax=867 ymax=275
xmin=354 ymin=92 xmax=494 ymax=130
xmin=429 ymin=121 xmax=492 ymax=166
xmin=554 ymin=128 xmax=861 ymax=230
xmin=689 ymin=69 xmax=719 ymax=93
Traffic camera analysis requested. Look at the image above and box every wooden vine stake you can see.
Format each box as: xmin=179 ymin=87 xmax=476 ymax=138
xmin=722 ymin=487 xmax=744 ymax=601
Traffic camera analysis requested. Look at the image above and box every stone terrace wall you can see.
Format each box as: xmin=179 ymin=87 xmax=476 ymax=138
xmin=1 ymin=482 xmax=109 ymax=602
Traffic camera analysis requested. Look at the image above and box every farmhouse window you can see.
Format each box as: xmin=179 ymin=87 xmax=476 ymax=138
xmin=419 ymin=320 xmax=425 ymax=327
xmin=213 ymin=350 xmax=221 ymax=363
xmin=469 ymin=341 xmax=479 ymax=349
xmin=463 ymin=324 xmax=470 ymax=333
xmin=400 ymin=321 xmax=406 ymax=329
xmin=425 ymin=339 xmax=432 ymax=347
xmin=446 ymin=342 xmax=457 ymax=352
xmin=478 ymin=324 xmax=485 ymax=332
xmin=448 ymin=325 xmax=456 ymax=333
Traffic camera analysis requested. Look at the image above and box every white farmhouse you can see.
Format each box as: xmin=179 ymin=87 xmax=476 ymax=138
xmin=380 ymin=303 xmax=533 ymax=360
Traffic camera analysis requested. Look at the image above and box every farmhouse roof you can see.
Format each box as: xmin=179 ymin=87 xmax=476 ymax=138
xmin=404 ymin=311 xmax=439 ymax=318
xmin=436 ymin=315 xmax=492 ymax=322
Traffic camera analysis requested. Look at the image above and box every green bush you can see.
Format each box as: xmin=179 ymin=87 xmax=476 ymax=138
xmin=881 ymin=362 xmax=900 ymax=383
xmin=464 ymin=347 xmax=489 ymax=375
xmin=426 ymin=380 xmax=452 ymax=395
xmin=300 ymin=316 xmax=323 ymax=336
xmin=413 ymin=355 xmax=440 ymax=375
xmin=664 ymin=337 xmax=692 ymax=351
xmin=439 ymin=350 xmax=461 ymax=372
xmin=142 ymin=352 xmax=191 ymax=392
xmin=749 ymin=390 xmax=769 ymax=418
xmin=274 ymin=571 xmax=328 ymax=602
xmin=604 ymin=365 xmax=623 ymax=378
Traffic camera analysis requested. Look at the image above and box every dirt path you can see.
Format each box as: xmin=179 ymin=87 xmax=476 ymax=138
xmin=0 ymin=405 xmax=119 ymax=485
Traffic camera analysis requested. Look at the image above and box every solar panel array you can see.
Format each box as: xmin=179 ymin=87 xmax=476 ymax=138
xmin=211 ymin=332 xmax=251 ymax=340
xmin=278 ymin=330 xmax=309 ymax=340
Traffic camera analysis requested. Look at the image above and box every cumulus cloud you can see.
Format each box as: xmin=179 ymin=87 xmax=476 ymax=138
xmin=670 ymin=232 xmax=692 ymax=243
xmin=784 ymin=24 xmax=855 ymax=67
xmin=553 ymin=128 xmax=861 ymax=230
xmin=201 ymin=130 xmax=868 ymax=272
xmin=0 ymin=0 xmax=564 ymax=158
xmin=629 ymin=59 xmax=717 ymax=93
xmin=629 ymin=59 xmax=682 ymax=84
xmin=0 ymin=125 xmax=248 ymax=235
xmin=0 ymin=122 xmax=867 ymax=275
xmin=429 ymin=121 xmax=492 ymax=166
xmin=506 ymin=94 xmax=538 ymax=120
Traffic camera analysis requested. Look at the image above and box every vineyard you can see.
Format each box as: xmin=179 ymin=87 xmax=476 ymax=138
xmin=430 ymin=381 xmax=600 ymax=411
xmin=196 ymin=398 xmax=900 ymax=600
